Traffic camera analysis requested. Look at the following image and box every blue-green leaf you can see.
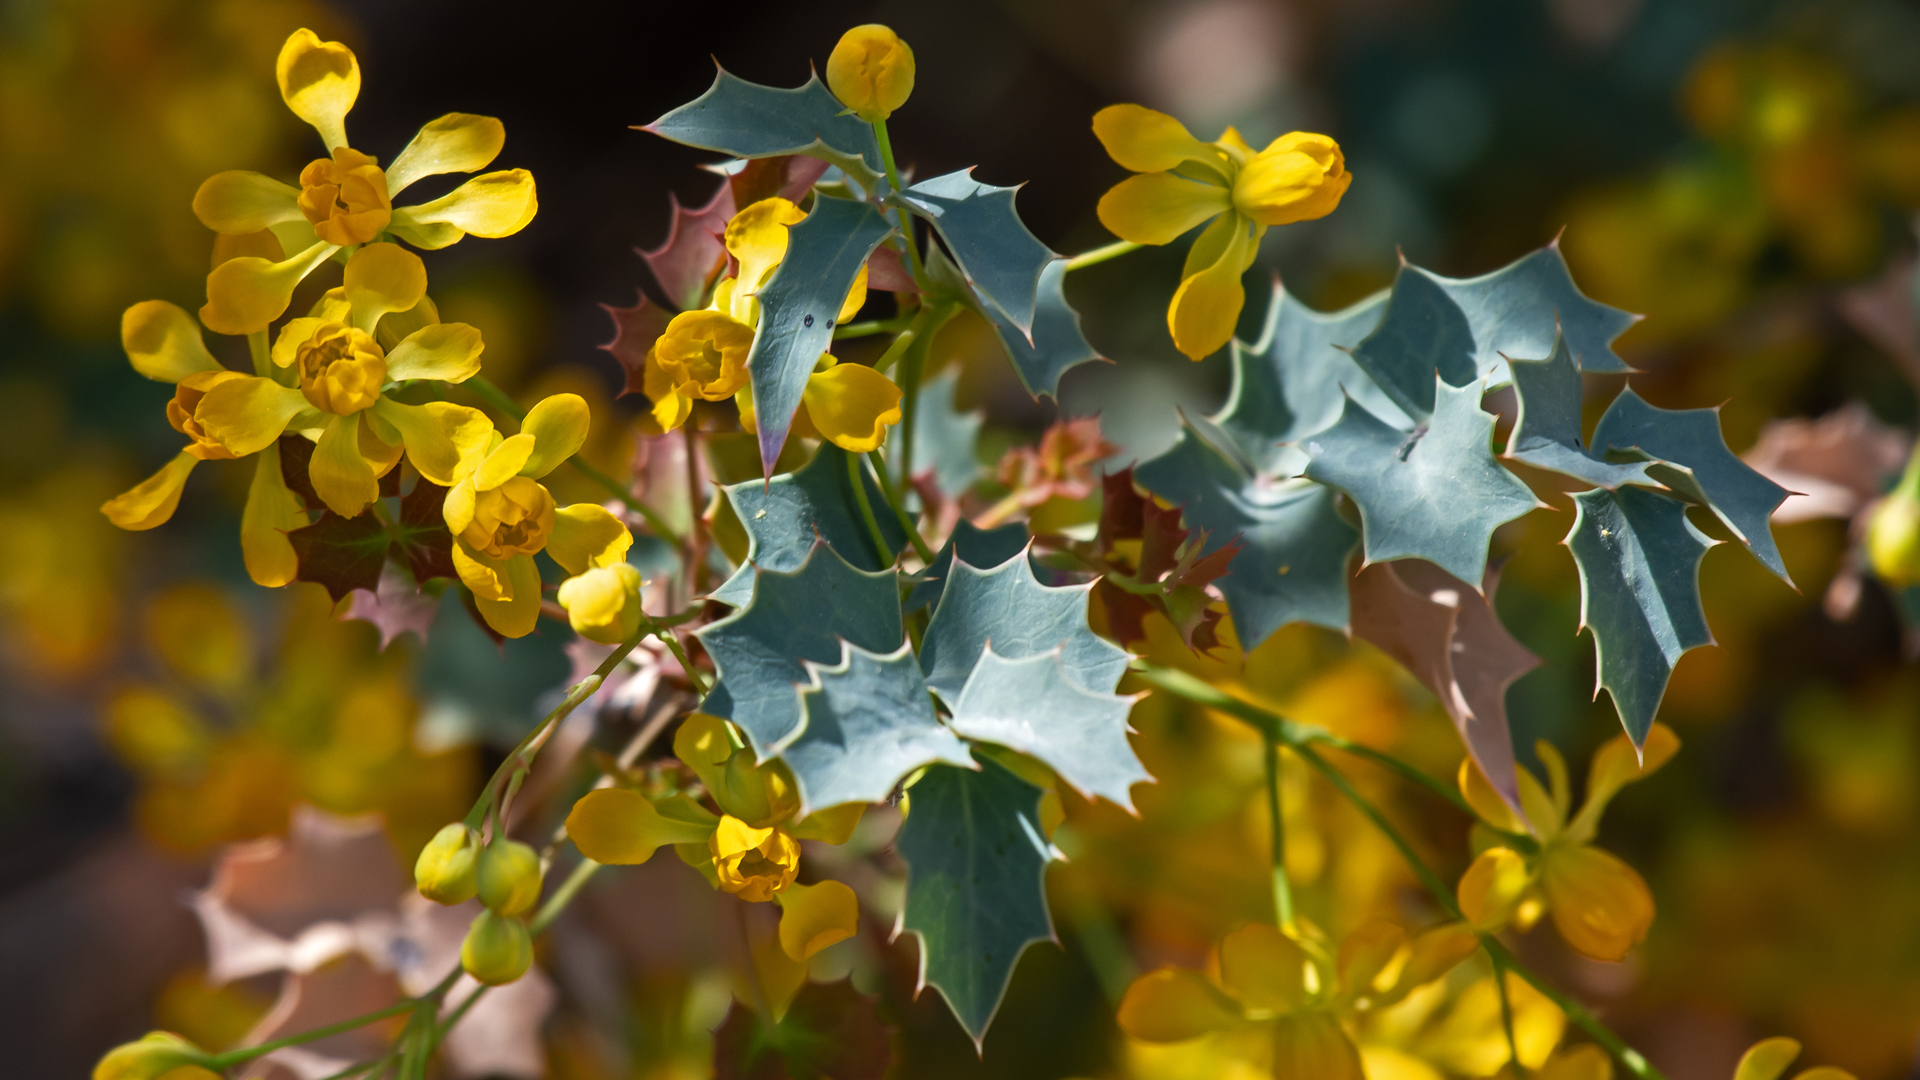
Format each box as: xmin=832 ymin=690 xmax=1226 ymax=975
xmin=947 ymin=648 xmax=1147 ymax=809
xmin=905 ymin=519 xmax=1030 ymax=613
xmin=697 ymin=542 xmax=903 ymax=757
xmin=1566 ymin=486 xmax=1718 ymax=744
xmin=919 ymin=553 xmax=1129 ymax=706
xmin=1592 ymin=389 xmax=1793 ymax=583
xmin=1351 ymin=245 xmax=1637 ymax=419
xmin=1505 ymin=333 xmax=1656 ymax=489
xmin=782 ymin=641 xmax=973 ymax=816
xmin=896 ymin=754 xmax=1056 ymax=1046
xmin=1212 ymin=281 xmax=1400 ymax=476
xmin=1303 ymin=379 xmax=1542 ymax=586
xmin=984 ymin=259 xmax=1102 ymax=401
xmin=1135 ymin=424 xmax=1359 ymax=646
xmin=899 ymin=169 xmax=1056 ymax=336
xmin=746 ymin=197 xmax=895 ymax=475
xmin=710 ymin=444 xmax=904 ymax=607
xmin=910 ymin=368 xmax=983 ymax=497
xmin=643 ymin=69 xmax=882 ymax=189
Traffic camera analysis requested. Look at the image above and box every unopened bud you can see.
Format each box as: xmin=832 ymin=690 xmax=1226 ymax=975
xmin=556 ymin=563 xmax=645 ymax=645
xmin=477 ymin=839 xmax=543 ymax=917
xmin=460 ymin=909 xmax=533 ymax=986
xmin=414 ymin=823 xmax=480 ymax=905
xmin=93 ymin=1031 xmax=216 ymax=1080
xmin=1868 ymin=490 xmax=1920 ymax=588
xmin=827 ymin=25 xmax=914 ymax=122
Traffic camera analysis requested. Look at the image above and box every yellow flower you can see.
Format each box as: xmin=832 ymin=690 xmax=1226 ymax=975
xmin=1359 ymin=969 xmax=1569 ymax=1080
xmin=1455 ymin=725 xmax=1680 ymax=962
xmin=1867 ymin=484 xmax=1920 ymax=587
xmin=1092 ymin=104 xmax=1351 ymax=360
xmin=1735 ymin=1037 xmax=1857 ymax=1080
xmin=182 ymin=243 xmax=494 ymax=525
xmin=93 ymin=1031 xmax=216 ymax=1080
xmin=443 ymin=393 xmax=633 ymax=639
xmin=557 ymin=562 xmax=646 ymax=644
xmin=644 ymin=197 xmax=896 ymax=451
xmin=827 ymin=24 xmax=916 ymax=122
xmin=564 ymin=714 xmax=865 ymax=960
xmin=194 ymin=29 xmax=538 ymax=335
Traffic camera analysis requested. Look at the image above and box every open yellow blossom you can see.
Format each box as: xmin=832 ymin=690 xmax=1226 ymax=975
xmin=642 ymin=196 xmax=898 ymax=452
xmin=193 ymin=29 xmax=538 ymax=335
xmin=1093 ymin=105 xmax=1351 ymax=360
xmin=566 ymin=713 xmax=864 ymax=960
xmin=1455 ymin=725 xmax=1680 ymax=962
xmin=178 ymin=243 xmax=494 ymax=528
xmin=444 ymin=392 xmax=633 ymax=639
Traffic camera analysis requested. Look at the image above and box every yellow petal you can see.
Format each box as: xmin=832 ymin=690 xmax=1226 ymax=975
xmin=521 ymin=393 xmax=590 ymax=478
xmin=192 ymin=171 xmax=303 ymax=235
xmin=837 ymin=261 xmax=870 ymax=323
xmin=453 ymin=538 xmax=509 ymax=600
xmin=342 ymin=243 xmax=428 ymax=335
xmin=653 ymin=385 xmax=693 ymax=433
xmin=1539 ymin=845 xmax=1653 ymax=962
xmin=548 ymin=503 xmax=632 ymax=577
xmin=1795 ymin=1069 xmax=1860 ymax=1080
xmin=1096 ymin=172 xmax=1232 ymax=245
xmin=101 ymin=453 xmax=198 ymax=530
xmin=93 ymin=1030 xmax=215 ymax=1080
xmin=122 ymin=301 xmax=221 ymax=383
xmin=726 ymin=197 xmax=808 ymax=293
xmin=469 ymin=551 xmax=543 ymax=637
xmin=1272 ymin=1013 xmax=1365 ymax=1080
xmin=1517 ymin=763 xmax=1563 ymax=841
xmin=213 ymin=229 xmax=287 ymax=268
xmin=370 ymin=398 xmax=494 ymax=486
xmin=1536 ymin=739 xmax=1574 ymax=827
xmin=195 ymin=377 xmax=311 ymax=456
xmin=1093 ymin=104 xmax=1230 ymax=174
xmin=1217 ymin=923 xmax=1309 ymax=1012
xmin=788 ymin=802 xmax=864 ymax=844
xmin=1233 ymin=132 xmax=1352 ymax=227
xmin=276 ymin=29 xmax=359 ymax=150
xmin=1167 ymin=213 xmax=1259 ymax=360
xmin=385 ymin=113 xmax=506 ymax=196
xmin=241 ymin=448 xmax=307 ymax=586
xmin=557 ymin=563 xmax=644 ymax=644
xmin=1459 ymin=759 xmax=1526 ymax=833
xmin=377 ymin=294 xmax=441 ymax=353
xmin=444 ymin=478 xmax=478 ymax=537
xmin=385 ymin=322 xmax=485 ymax=383
xmin=775 ymin=879 xmax=860 ymax=961
xmin=1736 ymin=1040 xmax=1804 ymax=1080
xmin=1116 ymin=968 xmax=1242 ymax=1042
xmin=1335 ymin=919 xmax=1407 ymax=998
xmin=1458 ymin=846 xmax=1532 ymax=932
xmin=200 ymin=240 xmax=338 ymax=336
xmin=802 ymin=363 xmax=903 ymax=453
xmin=390 ymin=170 xmax=538 ymax=249
xmin=826 ymin=24 xmax=916 ymax=122
xmin=1566 ymin=723 xmax=1681 ymax=845
xmin=1361 ymin=1047 xmax=1446 ymax=1080
xmin=270 ymin=317 xmax=330 ymax=368
xmin=566 ymin=788 xmax=714 ymax=864
xmin=310 ymin=413 xmax=377 ymax=517
xmin=477 ymin=434 xmax=536 ymax=490
xmin=1539 ymin=1045 xmax=1616 ymax=1080
xmin=674 ymin=713 xmax=738 ymax=797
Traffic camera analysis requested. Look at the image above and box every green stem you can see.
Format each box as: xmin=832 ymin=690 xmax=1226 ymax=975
xmin=895 ymin=301 xmax=957 ymax=490
xmin=867 ymin=450 xmax=935 ymax=563
xmin=834 ymin=315 xmax=914 ymax=340
xmin=1484 ymin=938 xmax=1667 ymax=1080
xmin=870 ymin=326 xmax=918 ymax=376
xmin=1490 ymin=946 xmax=1529 ymax=1079
xmin=847 ymin=446 xmax=895 ymax=566
xmin=1896 ymin=438 xmax=1920 ymax=500
xmin=531 ymin=857 xmax=602 ymax=934
xmin=206 ymin=1001 xmax=415 ymax=1068
xmin=1264 ymin=731 xmax=1295 ymax=929
xmin=870 ymin=117 xmax=929 ymax=292
xmin=1063 ymin=240 xmax=1143 ymax=273
xmin=1293 ymin=742 xmax=1462 ymax=918
xmin=642 ymin=609 xmax=707 ymax=696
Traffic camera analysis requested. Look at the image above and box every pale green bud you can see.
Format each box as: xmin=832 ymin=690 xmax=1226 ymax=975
xmin=460 ymin=909 xmax=533 ymax=986
xmin=414 ymin=823 xmax=480 ymax=905
xmin=477 ymin=838 xmax=543 ymax=917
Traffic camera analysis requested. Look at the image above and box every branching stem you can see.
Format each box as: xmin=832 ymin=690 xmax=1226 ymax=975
xmin=871 ymin=117 xmax=929 ymax=292
xmin=1063 ymin=239 xmax=1142 ymax=273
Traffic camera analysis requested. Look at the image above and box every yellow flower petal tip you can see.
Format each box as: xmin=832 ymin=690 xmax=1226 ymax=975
xmin=1232 ymin=131 xmax=1352 ymax=226
xmin=1115 ymin=968 xmax=1241 ymax=1042
xmin=200 ymin=241 xmax=338 ymax=336
xmin=775 ymin=879 xmax=860 ymax=961
xmin=121 ymin=301 xmax=220 ymax=383
xmin=802 ymin=362 xmax=903 ymax=452
xmin=565 ymin=787 xmax=714 ymax=865
xmin=277 ymin=29 xmax=360 ymax=150
xmin=828 ymin=24 xmax=915 ymax=122
xmin=102 ymin=454 xmax=199 ymax=531
xmin=1539 ymin=844 xmax=1654 ymax=962
xmin=557 ymin=562 xmax=644 ymax=644
xmin=93 ymin=1031 xmax=214 ymax=1080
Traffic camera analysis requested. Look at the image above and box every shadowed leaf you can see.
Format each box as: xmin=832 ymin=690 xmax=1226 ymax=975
xmin=710 ymin=444 xmax=905 ymax=607
xmin=712 ymin=978 xmax=893 ymax=1080
xmin=782 ymin=641 xmax=973 ymax=816
xmin=899 ymin=169 xmax=1055 ymax=336
xmin=602 ymin=289 xmax=675 ymax=398
xmin=289 ymin=509 xmax=389 ymax=603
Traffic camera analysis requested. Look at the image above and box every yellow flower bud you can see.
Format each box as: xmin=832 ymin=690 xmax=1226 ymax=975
xmin=477 ymin=838 xmax=544 ymax=917
xmin=298 ymin=146 xmax=392 ymax=246
xmin=1231 ymin=131 xmax=1352 ymax=227
xmin=166 ymin=370 xmax=248 ymax=461
xmin=93 ymin=1031 xmax=213 ymax=1080
xmin=461 ymin=476 xmax=557 ymax=560
xmin=460 ymin=909 xmax=534 ymax=986
xmin=557 ymin=563 xmax=646 ymax=644
xmin=414 ymin=822 xmax=481 ymax=905
xmin=1867 ymin=490 xmax=1920 ymax=588
xmin=827 ymin=24 xmax=915 ymax=122
xmin=295 ymin=324 xmax=388 ymax=415
xmin=710 ymin=814 xmax=801 ymax=902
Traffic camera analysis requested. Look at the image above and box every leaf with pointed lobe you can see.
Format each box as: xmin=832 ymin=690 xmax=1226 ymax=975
xmin=395 ymin=478 xmax=458 ymax=585
xmin=602 ymin=289 xmax=674 ymax=398
xmin=904 ymin=519 xmax=1030 ymax=613
xmin=341 ymin=561 xmax=442 ymax=650
xmin=982 ymin=258 xmax=1102 ymax=401
xmin=289 ymin=509 xmax=390 ymax=603
xmin=899 ymin=169 xmax=1056 ymax=337
xmin=717 ymin=153 xmax=831 ymax=210
xmin=713 ymin=978 xmax=893 ymax=1080
xmin=782 ymin=642 xmax=973 ymax=817
xmin=1743 ymin=403 xmax=1911 ymax=524
xmin=645 ymin=69 xmax=883 ymax=190
xmin=910 ymin=367 xmax=984 ymax=499
xmin=919 ymin=551 xmax=1130 ymax=706
xmin=639 ymin=181 xmax=733 ymax=312
xmin=1504 ymin=332 xmax=1656 ymax=489
xmin=710 ymin=443 xmax=905 ymax=607
xmin=946 ymin=647 xmax=1148 ymax=809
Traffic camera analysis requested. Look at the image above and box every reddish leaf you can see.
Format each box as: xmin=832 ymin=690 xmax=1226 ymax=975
xmin=996 ymin=416 xmax=1116 ymax=512
xmin=1089 ymin=468 xmax=1242 ymax=651
xmin=712 ymin=979 xmax=892 ymax=1080
xmin=1098 ymin=469 xmax=1146 ymax=542
xmin=723 ymin=154 xmax=831 ymax=209
xmin=278 ymin=435 xmax=321 ymax=514
xmin=641 ymin=181 xmax=733 ymax=312
xmin=1839 ymin=256 xmax=1920 ymax=392
xmin=289 ymin=510 xmax=389 ymax=603
xmin=395 ymin=478 xmax=458 ymax=584
xmin=866 ymin=246 xmax=917 ymax=293
xmin=603 ymin=289 xmax=675 ymax=399
xmin=1744 ymin=402 xmax=1911 ymax=524
xmin=341 ymin=561 xmax=441 ymax=650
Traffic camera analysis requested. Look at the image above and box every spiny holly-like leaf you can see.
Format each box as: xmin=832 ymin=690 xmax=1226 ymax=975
xmin=341 ymin=561 xmax=442 ymax=650
xmin=910 ymin=367 xmax=984 ymax=498
xmin=710 ymin=444 xmax=905 ymax=607
xmin=1566 ymin=486 xmax=1717 ymax=744
xmin=712 ymin=978 xmax=893 ymax=1080
xmin=698 ymin=542 xmax=904 ymax=757
xmin=716 ymin=153 xmax=831 ymax=210
xmin=1351 ymin=245 xmax=1636 ymax=418
xmin=747 ymin=196 xmax=895 ymax=475
xmin=905 ymin=519 xmax=1029 ymax=613
xmin=1090 ymin=468 xmax=1240 ymax=651
xmin=289 ymin=509 xmax=389 ymax=603
xmin=981 ymin=259 xmax=1102 ymax=402
xmin=1303 ymin=379 xmax=1542 ymax=587
xmin=782 ymin=642 xmax=973 ymax=817
xmin=395 ymin=478 xmax=457 ymax=585
xmin=638 ymin=182 xmax=732 ymax=312
xmin=1349 ymin=560 xmax=1537 ymax=810
xmin=1135 ymin=424 xmax=1359 ymax=647
xmin=947 ymin=647 xmax=1147 ymax=809
xmin=899 ymin=169 xmax=1055 ymax=336
xmin=919 ymin=552 xmax=1129 ymax=706
xmin=643 ymin=69 xmax=883 ymax=190
xmin=1593 ymin=389 xmax=1792 ymax=583
xmin=1211 ymin=281 xmax=1401 ymax=477
xmin=603 ymin=289 xmax=674 ymax=398
xmin=896 ymin=753 xmax=1056 ymax=1046
xmin=1505 ymin=333 xmax=1656 ymax=489
xmin=1744 ymin=403 xmax=1911 ymax=524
